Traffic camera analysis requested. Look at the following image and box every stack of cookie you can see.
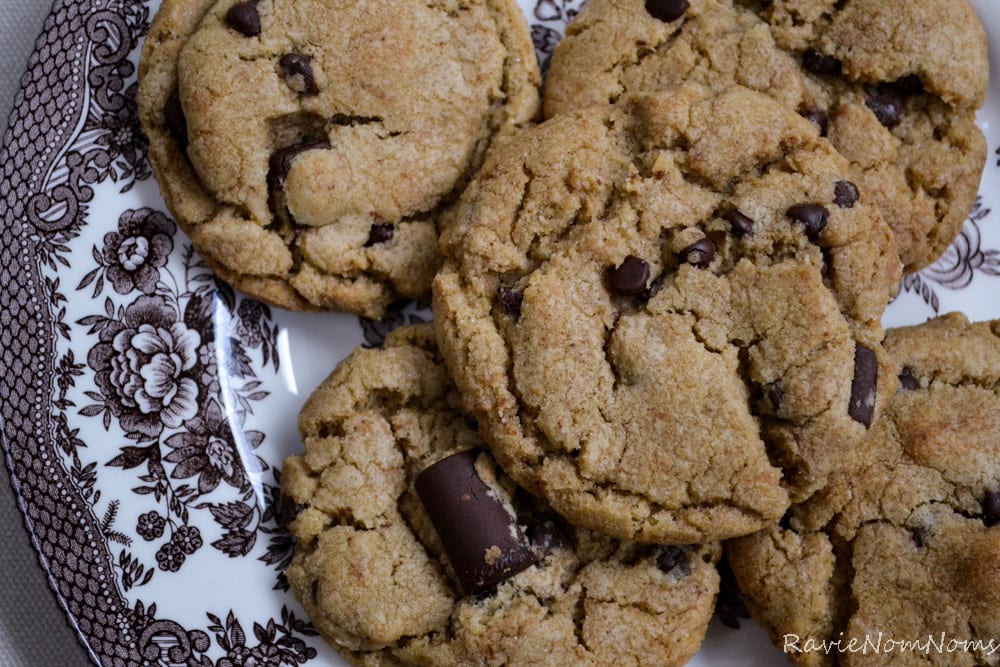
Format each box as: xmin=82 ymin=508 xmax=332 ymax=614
xmin=137 ymin=0 xmax=995 ymax=665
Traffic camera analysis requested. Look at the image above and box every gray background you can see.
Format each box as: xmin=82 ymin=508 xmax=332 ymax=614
xmin=1 ymin=0 xmax=96 ymax=664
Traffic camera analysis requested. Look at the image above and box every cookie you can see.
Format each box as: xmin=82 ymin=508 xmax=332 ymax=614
xmin=281 ymin=324 xmax=721 ymax=666
xmin=727 ymin=312 xmax=1000 ymax=667
xmin=544 ymin=0 xmax=988 ymax=272
xmin=433 ymin=83 xmax=901 ymax=545
xmin=138 ymin=0 xmax=540 ymax=317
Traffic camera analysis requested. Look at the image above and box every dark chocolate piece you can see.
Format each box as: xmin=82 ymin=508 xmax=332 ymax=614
xmin=787 ymin=203 xmax=829 ymax=243
xmin=983 ymin=489 xmax=1000 ymax=527
xmin=497 ymin=286 xmax=524 ymax=318
xmin=279 ymin=53 xmax=318 ymax=95
xmin=607 ymin=255 xmax=651 ymax=296
xmin=415 ymin=450 xmax=536 ymax=595
xmin=799 ymin=107 xmax=829 ymax=136
xmin=765 ymin=382 xmax=783 ymax=412
xmin=833 ymin=180 xmax=859 ymax=209
xmin=898 ymin=367 xmax=920 ymax=391
xmin=848 ymin=344 xmax=878 ymax=427
xmin=644 ymin=0 xmax=689 ymax=22
xmin=527 ymin=519 xmax=570 ymax=558
xmin=365 ymin=223 xmax=394 ymax=247
xmin=225 ymin=0 xmax=261 ymax=37
xmin=679 ymin=238 xmax=716 ymax=269
xmin=801 ymin=49 xmax=842 ymax=76
xmin=268 ymin=140 xmax=331 ymax=188
xmin=656 ymin=546 xmax=691 ymax=576
xmin=722 ymin=209 xmax=754 ymax=238
xmin=865 ymin=85 xmax=904 ymax=129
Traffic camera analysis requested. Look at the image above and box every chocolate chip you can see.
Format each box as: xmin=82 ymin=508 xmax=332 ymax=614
xmin=787 ymin=204 xmax=829 ymax=243
xmin=225 ymin=0 xmax=261 ymax=36
xmin=801 ymin=49 xmax=842 ymax=76
xmin=678 ymin=238 xmax=716 ymax=269
xmin=715 ymin=558 xmax=750 ymax=630
xmin=898 ymin=367 xmax=920 ymax=391
xmin=848 ymin=344 xmax=878 ymax=428
xmin=894 ymin=74 xmax=924 ymax=95
xmin=644 ymin=0 xmax=689 ymax=22
xmin=722 ymin=209 xmax=754 ymax=238
xmin=765 ymin=382 xmax=783 ymax=412
xmin=276 ymin=493 xmax=306 ymax=531
xmin=497 ymin=286 xmax=524 ymax=317
xmin=268 ymin=140 xmax=331 ymax=187
xmin=799 ymin=107 xmax=829 ymax=136
xmin=415 ymin=450 xmax=536 ymax=595
xmin=364 ymin=223 xmax=394 ymax=247
xmin=910 ymin=527 xmax=928 ymax=548
xmin=833 ymin=180 xmax=860 ymax=209
xmin=279 ymin=54 xmax=318 ymax=95
xmin=164 ymin=91 xmax=188 ymax=149
xmin=865 ymin=85 xmax=904 ymax=129
xmin=527 ymin=519 xmax=569 ymax=558
xmin=607 ymin=255 xmax=651 ymax=296
xmin=983 ymin=490 xmax=1000 ymax=527
xmin=656 ymin=546 xmax=691 ymax=576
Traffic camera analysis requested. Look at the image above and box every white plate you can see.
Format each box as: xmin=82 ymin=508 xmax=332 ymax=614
xmin=1 ymin=0 xmax=997 ymax=665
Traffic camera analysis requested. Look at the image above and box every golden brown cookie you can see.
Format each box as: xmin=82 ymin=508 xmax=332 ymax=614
xmin=728 ymin=312 xmax=1000 ymax=667
xmin=281 ymin=324 xmax=721 ymax=666
xmin=545 ymin=0 xmax=988 ymax=272
xmin=433 ymin=83 xmax=901 ymax=545
xmin=138 ymin=0 xmax=540 ymax=317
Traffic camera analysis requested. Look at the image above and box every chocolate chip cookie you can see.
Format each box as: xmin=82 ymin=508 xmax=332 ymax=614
xmin=281 ymin=324 xmax=721 ymax=666
xmin=138 ymin=0 xmax=540 ymax=317
xmin=433 ymin=83 xmax=901 ymax=545
xmin=727 ymin=312 xmax=1000 ymax=667
xmin=545 ymin=0 xmax=989 ymax=272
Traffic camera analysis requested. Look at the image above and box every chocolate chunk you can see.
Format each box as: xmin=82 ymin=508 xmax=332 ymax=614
xmin=765 ymin=382 xmax=783 ymax=412
xmin=644 ymin=0 xmax=689 ymax=22
xmin=722 ymin=209 xmax=754 ymax=238
xmin=656 ymin=546 xmax=690 ymax=576
xmin=679 ymin=239 xmax=716 ymax=268
xmin=910 ymin=527 xmax=928 ymax=548
xmin=894 ymin=74 xmax=924 ymax=95
xmin=799 ymin=107 xmax=829 ymax=136
xmin=983 ymin=489 xmax=1000 ymax=527
xmin=848 ymin=344 xmax=878 ymax=427
xmin=802 ymin=49 xmax=842 ymax=76
xmin=164 ymin=91 xmax=189 ymax=149
xmin=268 ymin=140 xmax=330 ymax=187
xmin=865 ymin=85 xmax=904 ymax=129
xmin=497 ymin=286 xmax=524 ymax=317
xmin=898 ymin=367 xmax=920 ymax=391
xmin=833 ymin=180 xmax=860 ymax=209
xmin=715 ymin=558 xmax=750 ymax=630
xmin=527 ymin=519 xmax=570 ymax=558
xmin=225 ymin=0 xmax=261 ymax=36
xmin=415 ymin=450 xmax=536 ymax=595
xmin=364 ymin=223 xmax=394 ymax=247
xmin=279 ymin=54 xmax=318 ymax=95
xmin=276 ymin=493 xmax=306 ymax=531
xmin=787 ymin=204 xmax=828 ymax=243
xmin=607 ymin=255 xmax=650 ymax=296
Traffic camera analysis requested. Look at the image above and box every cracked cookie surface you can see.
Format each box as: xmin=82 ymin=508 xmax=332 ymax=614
xmin=544 ymin=0 xmax=988 ymax=272
xmin=433 ymin=83 xmax=901 ymax=544
xmin=281 ymin=324 xmax=721 ymax=666
xmin=727 ymin=312 xmax=1000 ymax=667
xmin=138 ymin=0 xmax=540 ymax=317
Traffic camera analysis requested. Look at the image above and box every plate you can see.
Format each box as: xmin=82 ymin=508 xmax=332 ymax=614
xmin=1 ymin=0 xmax=997 ymax=665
